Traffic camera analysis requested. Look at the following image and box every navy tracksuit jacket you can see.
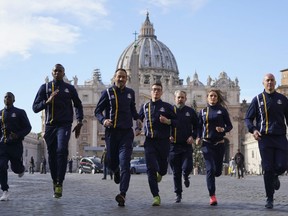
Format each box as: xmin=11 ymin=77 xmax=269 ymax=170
xmin=198 ymin=104 xmax=233 ymax=196
xmin=0 ymin=106 xmax=31 ymax=191
xmin=95 ymin=85 xmax=139 ymax=195
xmin=138 ymin=99 xmax=176 ymax=197
xmin=33 ymin=80 xmax=83 ymax=184
xmin=245 ymin=90 xmax=288 ymax=199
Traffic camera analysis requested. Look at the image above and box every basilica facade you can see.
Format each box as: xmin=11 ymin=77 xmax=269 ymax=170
xmin=57 ymin=13 xmax=246 ymax=163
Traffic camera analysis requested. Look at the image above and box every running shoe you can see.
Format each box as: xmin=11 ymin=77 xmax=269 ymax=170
xmin=115 ymin=194 xmax=125 ymax=207
xmin=53 ymin=184 xmax=62 ymax=199
xmin=0 ymin=191 xmax=9 ymax=201
xmin=210 ymin=195 xmax=218 ymax=206
xmin=152 ymin=195 xmax=161 ymax=206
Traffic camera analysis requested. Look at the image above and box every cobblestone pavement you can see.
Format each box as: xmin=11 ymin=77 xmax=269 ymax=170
xmin=1 ymin=172 xmax=288 ymax=216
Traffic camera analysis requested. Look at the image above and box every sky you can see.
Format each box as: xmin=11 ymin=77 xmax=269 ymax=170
xmin=1 ymin=0 xmax=288 ymax=133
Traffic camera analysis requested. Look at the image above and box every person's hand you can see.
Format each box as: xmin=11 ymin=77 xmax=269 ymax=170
xmin=159 ymin=115 xmax=171 ymax=125
xmin=46 ymin=89 xmax=59 ymax=104
xmin=72 ymin=122 xmax=83 ymax=138
xmin=103 ymin=119 xmax=113 ymax=127
xmin=9 ymin=132 xmax=18 ymax=140
xmin=253 ymin=130 xmax=261 ymax=140
xmin=136 ymin=119 xmax=143 ymax=130
xmin=186 ymin=136 xmax=194 ymax=145
xmin=195 ymin=137 xmax=201 ymax=145
xmin=216 ymin=127 xmax=225 ymax=133
xmin=135 ymin=129 xmax=141 ymax=136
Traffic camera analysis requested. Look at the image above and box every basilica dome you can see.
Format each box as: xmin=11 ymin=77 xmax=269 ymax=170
xmin=117 ymin=13 xmax=181 ymax=85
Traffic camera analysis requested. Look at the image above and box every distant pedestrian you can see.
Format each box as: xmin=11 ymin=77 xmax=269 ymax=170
xmin=168 ymin=90 xmax=198 ymax=203
xmin=0 ymin=92 xmax=32 ymax=201
xmin=101 ymin=148 xmax=113 ymax=180
xmin=245 ymin=73 xmax=288 ymax=209
xmin=29 ymin=156 xmax=35 ymax=174
xmin=234 ymin=149 xmax=244 ymax=179
xmin=40 ymin=156 xmax=47 ymax=174
xmin=138 ymin=82 xmax=176 ymax=206
xmin=68 ymin=158 xmax=73 ymax=173
xmin=229 ymin=157 xmax=236 ymax=177
xmin=196 ymin=88 xmax=233 ymax=206
xmin=32 ymin=63 xmax=83 ymax=199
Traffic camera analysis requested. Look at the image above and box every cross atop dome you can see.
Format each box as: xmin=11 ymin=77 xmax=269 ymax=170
xmin=139 ymin=11 xmax=156 ymax=39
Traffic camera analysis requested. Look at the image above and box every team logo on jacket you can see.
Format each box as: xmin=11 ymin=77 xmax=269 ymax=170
xmin=64 ymin=88 xmax=69 ymax=93
xmin=185 ymin=112 xmax=191 ymax=116
xmin=127 ymin=93 xmax=132 ymax=99
xmin=277 ymin=99 xmax=282 ymax=105
xmin=111 ymin=95 xmax=115 ymax=99
xmin=217 ymin=110 xmax=222 ymax=114
xmin=159 ymin=107 xmax=165 ymax=112
xmin=11 ymin=113 xmax=16 ymax=118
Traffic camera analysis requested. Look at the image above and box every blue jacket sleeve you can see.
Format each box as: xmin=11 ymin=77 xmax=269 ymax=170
xmin=17 ymin=109 xmax=32 ymax=139
xmin=245 ymin=97 xmax=258 ymax=134
xmin=94 ymin=90 xmax=108 ymax=125
xmin=32 ymin=84 xmax=47 ymax=113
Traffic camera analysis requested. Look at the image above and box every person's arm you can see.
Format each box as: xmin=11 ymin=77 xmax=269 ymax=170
xmin=32 ymin=84 xmax=47 ymax=113
xmin=70 ymin=85 xmax=83 ymax=138
xmin=94 ymin=90 xmax=109 ymax=125
xmin=245 ymin=97 xmax=258 ymax=134
xmin=13 ymin=109 xmax=32 ymax=140
xmin=191 ymin=108 xmax=199 ymax=140
xmin=222 ymin=108 xmax=233 ymax=133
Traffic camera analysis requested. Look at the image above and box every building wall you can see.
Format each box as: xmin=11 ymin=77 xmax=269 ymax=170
xmin=22 ymin=132 xmax=44 ymax=172
xmin=242 ymin=133 xmax=262 ymax=175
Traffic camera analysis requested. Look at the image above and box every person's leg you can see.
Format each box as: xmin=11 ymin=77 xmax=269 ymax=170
xmin=144 ymin=138 xmax=159 ymax=197
xmin=9 ymin=143 xmax=25 ymax=175
xmin=0 ymin=155 xmax=9 ymax=192
xmin=102 ymin=164 xmax=107 ymax=179
xmin=274 ymin=147 xmax=288 ymax=176
xmin=44 ymin=126 xmax=58 ymax=183
xmin=56 ymin=125 xmax=71 ymax=184
xmin=240 ymin=164 xmax=244 ymax=178
xmin=214 ymin=144 xmax=225 ymax=177
xmin=182 ymin=146 xmax=193 ymax=187
xmin=259 ymin=146 xmax=274 ymax=203
xmin=201 ymin=144 xmax=216 ymax=196
xmin=157 ymin=139 xmax=170 ymax=177
xmin=105 ymin=129 xmax=119 ymax=173
xmin=169 ymin=146 xmax=182 ymax=198
xmin=118 ymin=129 xmax=133 ymax=195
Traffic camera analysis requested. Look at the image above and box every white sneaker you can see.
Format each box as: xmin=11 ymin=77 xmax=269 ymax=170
xmin=0 ymin=191 xmax=9 ymax=201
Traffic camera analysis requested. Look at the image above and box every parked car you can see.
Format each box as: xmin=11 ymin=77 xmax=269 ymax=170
xmin=78 ymin=157 xmax=103 ymax=174
xmin=130 ymin=158 xmax=147 ymax=174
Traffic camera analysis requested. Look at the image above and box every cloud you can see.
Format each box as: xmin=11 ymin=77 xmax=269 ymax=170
xmin=0 ymin=0 xmax=109 ymax=59
xmin=145 ymin=0 xmax=207 ymax=12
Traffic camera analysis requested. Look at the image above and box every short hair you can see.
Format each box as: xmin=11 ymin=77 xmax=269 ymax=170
xmin=53 ymin=64 xmax=65 ymax=72
xmin=152 ymin=82 xmax=162 ymax=89
xmin=115 ymin=68 xmax=127 ymax=74
xmin=174 ymin=90 xmax=187 ymax=97
xmin=5 ymin=92 xmax=15 ymax=102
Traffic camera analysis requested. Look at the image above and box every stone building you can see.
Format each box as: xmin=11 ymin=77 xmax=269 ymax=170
xmin=22 ymin=132 xmax=44 ymax=172
xmin=59 ymin=13 xmax=244 ymax=163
